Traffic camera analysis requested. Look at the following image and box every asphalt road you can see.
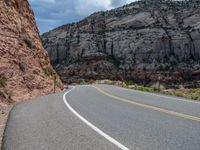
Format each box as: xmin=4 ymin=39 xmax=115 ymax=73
xmin=2 ymin=85 xmax=200 ymax=150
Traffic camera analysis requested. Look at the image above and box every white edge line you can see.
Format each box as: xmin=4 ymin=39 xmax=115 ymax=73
xmin=63 ymin=87 xmax=130 ymax=150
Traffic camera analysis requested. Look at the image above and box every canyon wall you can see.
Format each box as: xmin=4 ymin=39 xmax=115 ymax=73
xmin=0 ymin=0 xmax=63 ymax=105
xmin=42 ymin=0 xmax=200 ymax=84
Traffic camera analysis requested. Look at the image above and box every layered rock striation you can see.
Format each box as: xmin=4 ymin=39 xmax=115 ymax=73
xmin=0 ymin=0 xmax=63 ymax=105
xmin=42 ymin=0 xmax=200 ymax=84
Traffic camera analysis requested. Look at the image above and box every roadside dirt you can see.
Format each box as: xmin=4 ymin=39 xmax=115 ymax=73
xmin=0 ymin=104 xmax=14 ymax=148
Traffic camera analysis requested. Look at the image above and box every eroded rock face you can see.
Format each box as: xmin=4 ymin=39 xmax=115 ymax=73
xmin=0 ymin=0 xmax=63 ymax=105
xmin=42 ymin=0 xmax=200 ymax=84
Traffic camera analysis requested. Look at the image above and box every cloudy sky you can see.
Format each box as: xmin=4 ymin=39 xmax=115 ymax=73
xmin=29 ymin=0 xmax=135 ymax=34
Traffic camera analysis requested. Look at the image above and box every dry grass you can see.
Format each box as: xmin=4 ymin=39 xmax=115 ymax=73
xmin=161 ymin=88 xmax=200 ymax=101
xmin=96 ymin=80 xmax=200 ymax=101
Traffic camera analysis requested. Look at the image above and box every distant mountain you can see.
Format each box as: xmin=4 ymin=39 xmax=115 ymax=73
xmin=42 ymin=0 xmax=200 ymax=84
xmin=0 ymin=0 xmax=63 ymax=105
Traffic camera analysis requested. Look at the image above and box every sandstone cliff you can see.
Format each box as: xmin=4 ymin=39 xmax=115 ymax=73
xmin=0 ymin=0 xmax=63 ymax=106
xmin=42 ymin=0 xmax=200 ymax=84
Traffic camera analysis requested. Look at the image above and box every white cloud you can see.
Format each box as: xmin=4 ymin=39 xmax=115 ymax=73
xmin=95 ymin=0 xmax=113 ymax=9
xmin=75 ymin=0 xmax=112 ymax=16
xmin=29 ymin=0 xmax=136 ymax=33
xmin=126 ymin=0 xmax=135 ymax=3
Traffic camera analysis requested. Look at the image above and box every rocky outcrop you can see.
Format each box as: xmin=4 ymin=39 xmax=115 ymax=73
xmin=42 ymin=0 xmax=200 ymax=84
xmin=0 ymin=0 xmax=63 ymax=105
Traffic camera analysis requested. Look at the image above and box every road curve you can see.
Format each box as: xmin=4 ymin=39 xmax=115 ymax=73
xmin=2 ymin=85 xmax=200 ymax=150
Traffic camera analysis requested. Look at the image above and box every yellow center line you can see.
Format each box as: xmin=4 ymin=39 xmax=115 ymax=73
xmin=93 ymin=86 xmax=200 ymax=122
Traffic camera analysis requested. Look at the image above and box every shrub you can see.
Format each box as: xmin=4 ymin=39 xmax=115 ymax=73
xmin=161 ymin=90 xmax=179 ymax=96
xmin=43 ymin=67 xmax=54 ymax=76
xmin=24 ymin=36 xmax=34 ymax=48
xmin=0 ymin=89 xmax=12 ymax=100
xmin=173 ymin=92 xmax=184 ymax=97
xmin=190 ymin=95 xmax=198 ymax=100
xmin=161 ymin=89 xmax=200 ymax=101
xmin=51 ymin=75 xmax=63 ymax=90
xmin=0 ymin=75 xmax=6 ymax=88
xmin=133 ymin=86 xmax=154 ymax=93
xmin=88 ymin=80 xmax=95 ymax=84
xmin=20 ymin=33 xmax=35 ymax=48
xmin=124 ymin=80 xmax=133 ymax=87
xmin=151 ymin=82 xmax=165 ymax=91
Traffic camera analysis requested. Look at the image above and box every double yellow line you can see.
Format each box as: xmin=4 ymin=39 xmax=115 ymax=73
xmin=93 ymin=86 xmax=200 ymax=122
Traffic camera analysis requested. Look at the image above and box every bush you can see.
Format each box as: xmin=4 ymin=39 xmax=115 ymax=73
xmin=52 ymin=75 xmax=63 ymax=90
xmin=161 ymin=89 xmax=200 ymax=101
xmin=151 ymin=82 xmax=165 ymax=91
xmin=43 ymin=67 xmax=54 ymax=76
xmin=124 ymin=80 xmax=133 ymax=87
xmin=133 ymin=86 xmax=154 ymax=93
xmin=161 ymin=90 xmax=180 ymax=97
xmin=20 ymin=33 xmax=34 ymax=48
xmin=190 ymin=95 xmax=198 ymax=100
xmin=0 ymin=89 xmax=12 ymax=100
xmin=0 ymin=75 xmax=6 ymax=88
xmin=24 ymin=37 xmax=34 ymax=48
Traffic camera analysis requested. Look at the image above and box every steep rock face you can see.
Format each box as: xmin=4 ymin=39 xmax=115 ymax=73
xmin=0 ymin=0 xmax=63 ymax=105
xmin=42 ymin=0 xmax=200 ymax=84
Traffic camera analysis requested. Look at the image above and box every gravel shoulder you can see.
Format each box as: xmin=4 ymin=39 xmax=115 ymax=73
xmin=0 ymin=104 xmax=14 ymax=148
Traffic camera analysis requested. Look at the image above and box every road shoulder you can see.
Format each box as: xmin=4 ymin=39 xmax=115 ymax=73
xmin=0 ymin=104 xmax=14 ymax=148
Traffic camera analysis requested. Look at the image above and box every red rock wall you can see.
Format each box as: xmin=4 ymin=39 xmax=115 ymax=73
xmin=0 ymin=0 xmax=63 ymax=105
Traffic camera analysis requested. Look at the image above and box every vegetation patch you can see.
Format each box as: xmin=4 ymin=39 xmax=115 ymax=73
xmin=43 ymin=67 xmax=54 ymax=76
xmin=0 ymin=75 xmax=6 ymax=88
xmin=54 ymin=75 xmax=63 ymax=88
xmin=96 ymin=80 xmax=200 ymax=101
xmin=20 ymin=33 xmax=35 ymax=48
xmin=161 ymin=88 xmax=200 ymax=101
xmin=0 ymin=89 xmax=12 ymax=101
xmin=124 ymin=80 xmax=134 ymax=87
xmin=131 ymin=85 xmax=154 ymax=93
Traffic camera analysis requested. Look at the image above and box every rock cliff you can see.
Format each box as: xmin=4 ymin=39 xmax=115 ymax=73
xmin=42 ymin=0 xmax=200 ymax=84
xmin=0 ymin=0 xmax=63 ymax=105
